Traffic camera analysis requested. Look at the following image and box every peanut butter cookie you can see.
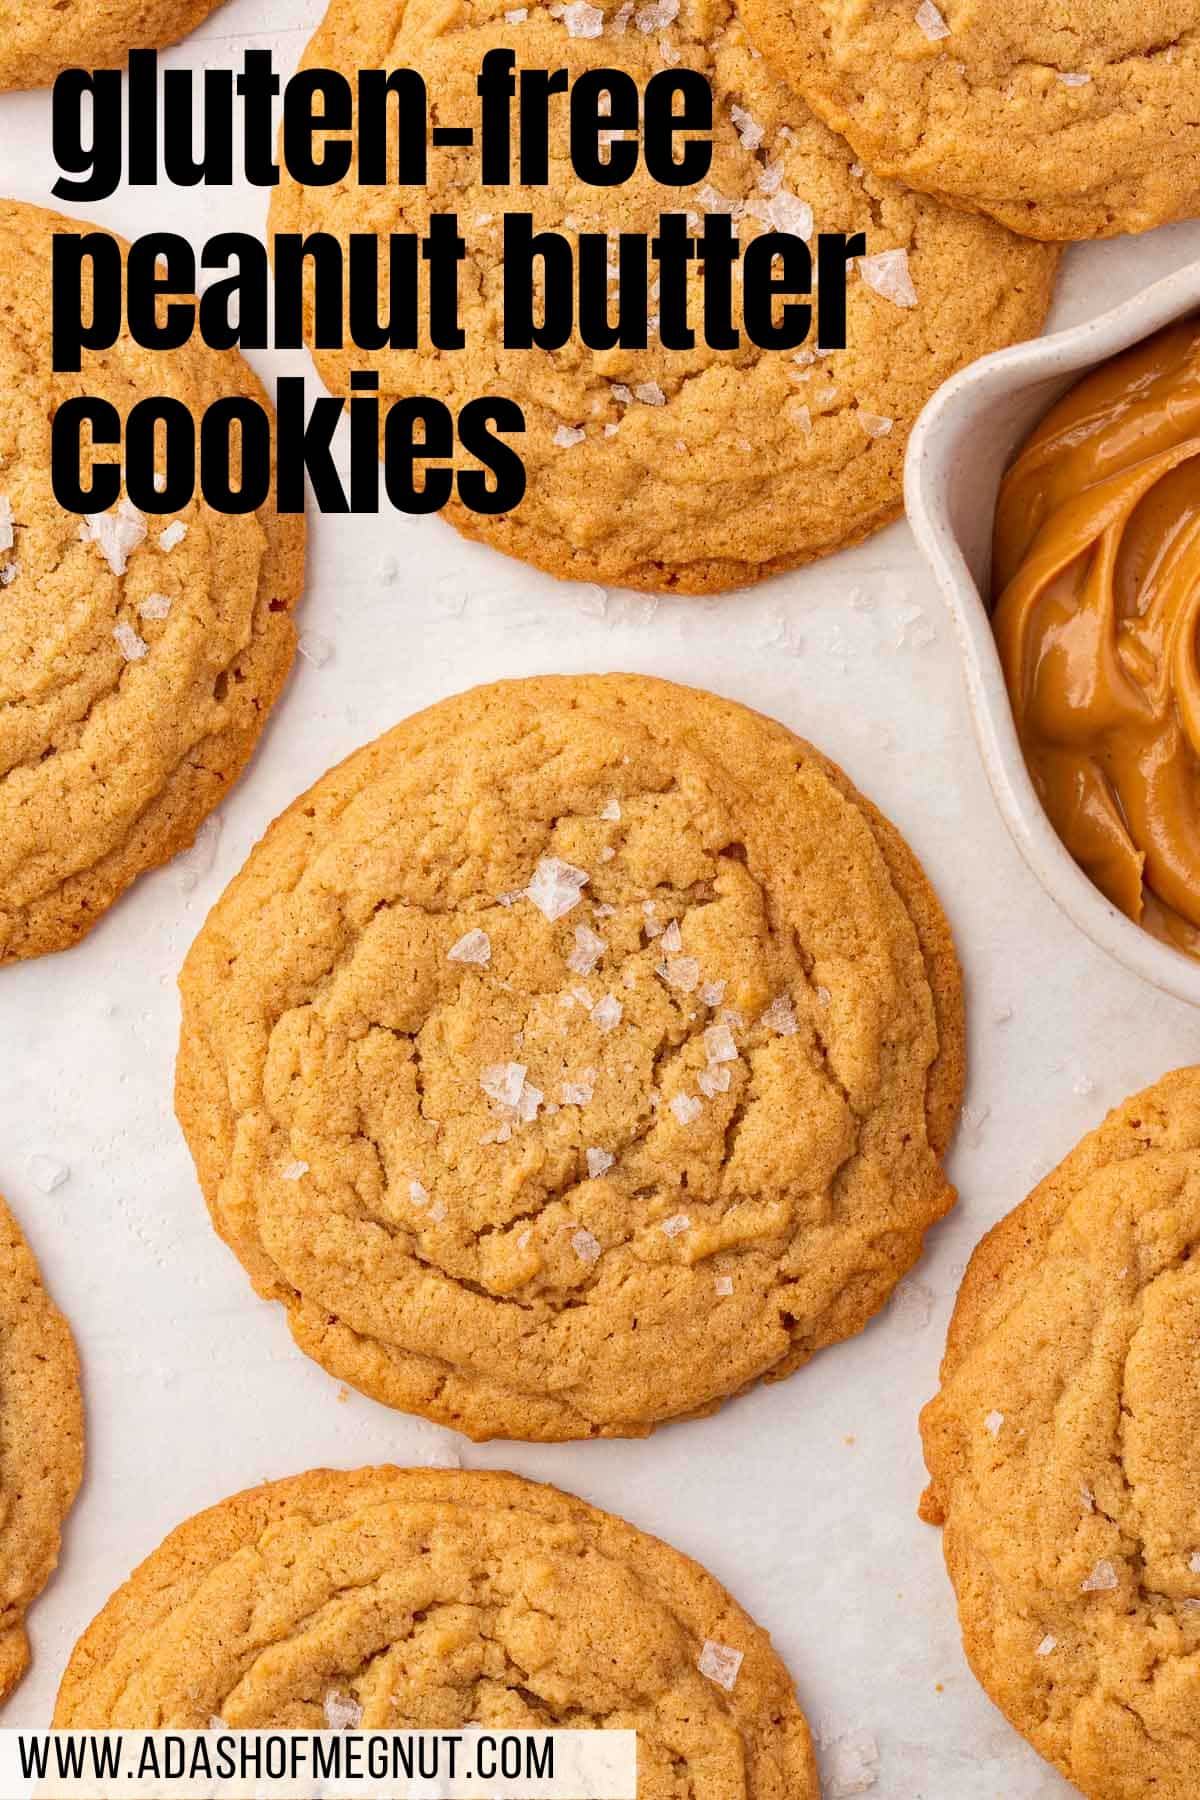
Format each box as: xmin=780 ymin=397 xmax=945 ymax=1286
xmin=54 ymin=1463 xmax=818 ymax=1799
xmin=920 ymin=1067 xmax=1200 ymax=1800
xmin=0 ymin=201 xmax=304 ymax=964
xmin=177 ymin=675 xmax=963 ymax=1441
xmin=269 ymin=0 xmax=1056 ymax=592
xmin=0 ymin=1189 xmax=83 ymax=1704
xmin=738 ymin=0 xmax=1200 ymax=240
xmin=0 ymin=0 xmax=225 ymax=89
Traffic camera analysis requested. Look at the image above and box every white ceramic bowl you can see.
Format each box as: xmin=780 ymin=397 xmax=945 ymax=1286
xmin=905 ymin=263 xmax=1200 ymax=1008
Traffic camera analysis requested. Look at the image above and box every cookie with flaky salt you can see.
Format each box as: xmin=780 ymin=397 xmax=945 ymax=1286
xmin=921 ymin=1067 xmax=1200 ymax=1799
xmin=177 ymin=674 xmax=964 ymax=1440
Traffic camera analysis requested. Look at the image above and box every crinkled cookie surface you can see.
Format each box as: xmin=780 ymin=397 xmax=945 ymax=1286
xmin=0 ymin=201 xmax=304 ymax=964
xmin=177 ymin=675 xmax=963 ymax=1441
xmin=0 ymin=0 xmax=225 ymax=89
xmin=0 ymin=1190 xmax=83 ymax=1705
xmin=738 ymin=0 xmax=1200 ymax=240
xmin=269 ymin=0 xmax=1056 ymax=591
xmin=54 ymin=1465 xmax=818 ymax=1800
xmin=921 ymin=1067 xmax=1200 ymax=1800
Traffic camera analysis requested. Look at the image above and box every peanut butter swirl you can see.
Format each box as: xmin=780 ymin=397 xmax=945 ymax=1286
xmin=993 ymin=318 xmax=1200 ymax=958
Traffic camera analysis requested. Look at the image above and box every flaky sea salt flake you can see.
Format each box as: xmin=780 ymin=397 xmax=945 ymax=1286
xmin=572 ymin=1226 xmax=602 ymax=1263
xmin=553 ymin=423 xmax=587 ymax=447
xmin=138 ymin=592 xmax=172 ymax=620
xmin=635 ymin=0 xmax=677 ymax=28
xmin=84 ymin=497 xmax=147 ymax=575
xmin=280 ymin=1160 xmax=308 ymax=1181
xmin=480 ymin=1062 xmax=527 ymax=1109
xmin=561 ymin=0 xmax=603 ymax=33
xmin=698 ymin=1640 xmax=743 ymax=1691
xmin=767 ymin=191 xmax=814 ymax=240
xmin=27 ymin=1153 xmax=69 ymax=1193
xmin=698 ymin=1065 xmax=731 ymax=1098
xmin=0 ymin=495 xmax=13 ymax=552
xmin=858 ymin=411 xmax=894 ymax=438
xmin=323 ymin=1691 xmax=362 ymax=1730
xmin=634 ymin=381 xmax=667 ymax=406
xmin=586 ymin=1147 xmax=615 ymax=1179
xmin=914 ymin=0 xmax=949 ymax=41
xmin=600 ymin=797 xmax=621 ymax=820
xmin=704 ymin=1022 xmax=738 ymax=1064
xmin=859 ymin=248 xmax=918 ymax=308
xmin=663 ymin=955 xmax=700 ymax=992
xmin=730 ymin=105 xmax=764 ymax=150
xmin=1036 ymin=1635 xmax=1057 ymax=1657
xmin=158 ymin=520 xmax=188 ymax=552
xmin=827 ymin=1728 xmax=880 ymax=1796
xmin=760 ymin=995 xmax=798 ymax=1035
xmin=714 ymin=1274 xmax=733 ymax=1296
xmin=1082 ymin=1560 xmax=1119 ymax=1593
xmin=113 ymin=622 xmax=149 ymax=661
xmin=298 ymin=631 xmax=334 ymax=667
xmin=448 ymin=927 xmax=491 ymax=966
xmin=669 ymin=1093 xmax=702 ymax=1126
xmin=1058 ymin=70 xmax=1091 ymax=86
xmin=409 ymin=1179 xmax=429 ymax=1206
xmin=567 ymin=924 xmax=607 ymax=976
xmin=593 ymin=994 xmax=623 ymax=1031
xmin=661 ymin=1211 xmax=690 ymax=1236
xmin=526 ymin=856 xmax=590 ymax=920
xmin=984 ymin=1409 xmax=1004 ymax=1437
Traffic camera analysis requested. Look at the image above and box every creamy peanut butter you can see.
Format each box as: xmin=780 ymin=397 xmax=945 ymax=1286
xmin=992 ymin=317 xmax=1200 ymax=958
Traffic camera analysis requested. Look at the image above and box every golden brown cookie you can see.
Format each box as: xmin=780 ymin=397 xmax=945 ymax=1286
xmin=0 ymin=0 xmax=224 ymax=89
xmin=737 ymin=0 xmax=1200 ymax=241
xmin=0 ymin=1189 xmax=84 ymax=1704
xmin=920 ymin=1067 xmax=1200 ymax=1800
xmin=268 ymin=0 xmax=1056 ymax=592
xmin=54 ymin=1462 xmax=818 ymax=1798
xmin=0 ymin=201 xmax=305 ymax=964
xmin=177 ymin=674 xmax=964 ymax=1441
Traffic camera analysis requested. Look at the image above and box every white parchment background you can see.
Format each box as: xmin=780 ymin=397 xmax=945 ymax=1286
xmin=3 ymin=6 xmax=1200 ymax=1792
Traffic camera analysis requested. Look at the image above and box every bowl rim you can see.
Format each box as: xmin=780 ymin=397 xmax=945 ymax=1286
xmin=904 ymin=260 xmax=1200 ymax=1009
